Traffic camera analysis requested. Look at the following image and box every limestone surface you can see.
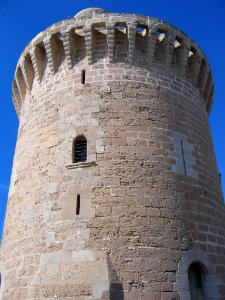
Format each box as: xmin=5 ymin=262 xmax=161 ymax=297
xmin=0 ymin=7 xmax=224 ymax=300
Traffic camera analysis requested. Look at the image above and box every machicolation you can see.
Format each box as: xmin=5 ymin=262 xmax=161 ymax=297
xmin=13 ymin=8 xmax=213 ymax=116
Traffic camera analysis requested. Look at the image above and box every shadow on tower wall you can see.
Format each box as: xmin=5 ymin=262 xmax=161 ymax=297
xmin=106 ymin=254 xmax=124 ymax=300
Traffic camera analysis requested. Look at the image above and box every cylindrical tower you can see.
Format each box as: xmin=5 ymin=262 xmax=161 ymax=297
xmin=0 ymin=8 xmax=224 ymax=300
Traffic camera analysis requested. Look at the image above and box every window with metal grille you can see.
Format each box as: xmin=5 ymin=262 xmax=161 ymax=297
xmin=72 ymin=135 xmax=87 ymax=163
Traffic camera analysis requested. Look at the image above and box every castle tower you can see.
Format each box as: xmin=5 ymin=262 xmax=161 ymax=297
xmin=0 ymin=7 xmax=224 ymax=299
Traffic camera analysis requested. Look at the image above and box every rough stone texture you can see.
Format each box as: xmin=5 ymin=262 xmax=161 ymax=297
xmin=0 ymin=7 xmax=224 ymax=300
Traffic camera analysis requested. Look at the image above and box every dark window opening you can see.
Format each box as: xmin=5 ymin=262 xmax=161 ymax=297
xmin=188 ymin=262 xmax=205 ymax=300
xmin=72 ymin=135 xmax=87 ymax=163
xmin=76 ymin=194 xmax=80 ymax=215
xmin=81 ymin=70 xmax=86 ymax=84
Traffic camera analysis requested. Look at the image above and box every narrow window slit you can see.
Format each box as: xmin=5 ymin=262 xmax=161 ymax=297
xmin=76 ymin=194 xmax=80 ymax=215
xmin=81 ymin=70 xmax=86 ymax=84
xmin=180 ymin=140 xmax=187 ymax=175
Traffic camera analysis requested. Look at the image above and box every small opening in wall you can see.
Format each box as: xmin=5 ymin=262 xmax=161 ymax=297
xmin=81 ymin=70 xmax=86 ymax=84
xmin=72 ymin=135 xmax=87 ymax=163
xmin=174 ymin=39 xmax=181 ymax=49
xmin=76 ymin=194 xmax=80 ymax=215
xmin=156 ymin=30 xmax=166 ymax=42
xmin=115 ymin=25 xmax=127 ymax=34
xmin=188 ymin=262 xmax=206 ymax=300
xmin=189 ymin=47 xmax=195 ymax=58
xmin=57 ymin=33 xmax=63 ymax=41
xmin=136 ymin=26 xmax=147 ymax=37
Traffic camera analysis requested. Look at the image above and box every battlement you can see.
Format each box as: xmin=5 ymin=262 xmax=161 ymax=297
xmin=12 ymin=8 xmax=214 ymax=116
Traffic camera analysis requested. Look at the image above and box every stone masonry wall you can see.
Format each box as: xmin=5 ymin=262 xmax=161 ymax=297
xmin=0 ymin=8 xmax=224 ymax=300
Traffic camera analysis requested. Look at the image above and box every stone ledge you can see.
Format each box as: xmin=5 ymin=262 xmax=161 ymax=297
xmin=65 ymin=161 xmax=96 ymax=169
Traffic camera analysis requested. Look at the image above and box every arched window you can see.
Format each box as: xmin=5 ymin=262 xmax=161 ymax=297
xmin=188 ymin=262 xmax=205 ymax=300
xmin=72 ymin=135 xmax=87 ymax=163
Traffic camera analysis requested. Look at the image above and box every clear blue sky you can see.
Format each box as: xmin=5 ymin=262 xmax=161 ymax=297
xmin=0 ymin=0 xmax=224 ymax=237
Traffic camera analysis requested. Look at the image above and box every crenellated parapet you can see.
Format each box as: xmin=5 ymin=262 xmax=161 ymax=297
xmin=12 ymin=8 xmax=214 ymax=116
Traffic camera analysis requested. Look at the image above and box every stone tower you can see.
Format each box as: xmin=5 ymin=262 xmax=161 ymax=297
xmin=0 ymin=7 xmax=224 ymax=300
